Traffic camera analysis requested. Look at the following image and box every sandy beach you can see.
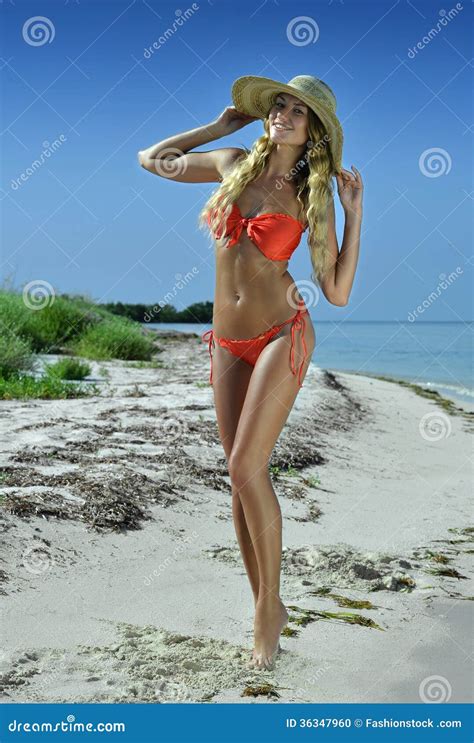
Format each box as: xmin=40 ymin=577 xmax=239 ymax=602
xmin=0 ymin=329 xmax=473 ymax=704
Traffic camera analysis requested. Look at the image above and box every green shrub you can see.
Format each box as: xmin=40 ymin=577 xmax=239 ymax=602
xmin=0 ymin=291 xmax=100 ymax=353
xmin=0 ymin=374 xmax=98 ymax=400
xmin=70 ymin=317 xmax=155 ymax=361
xmin=0 ymin=332 xmax=36 ymax=379
xmin=0 ymin=289 xmax=156 ymax=366
xmin=44 ymin=357 xmax=92 ymax=380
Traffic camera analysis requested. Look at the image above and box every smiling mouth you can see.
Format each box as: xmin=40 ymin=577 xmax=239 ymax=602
xmin=272 ymin=123 xmax=291 ymax=131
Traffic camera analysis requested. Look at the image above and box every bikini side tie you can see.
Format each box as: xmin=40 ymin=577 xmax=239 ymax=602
xmin=289 ymin=308 xmax=308 ymax=388
xmin=201 ymin=329 xmax=214 ymax=384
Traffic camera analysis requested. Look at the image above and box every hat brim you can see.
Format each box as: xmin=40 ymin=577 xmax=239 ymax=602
xmin=231 ymin=75 xmax=343 ymax=171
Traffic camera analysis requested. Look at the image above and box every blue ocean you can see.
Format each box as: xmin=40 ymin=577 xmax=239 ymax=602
xmin=148 ymin=321 xmax=473 ymax=405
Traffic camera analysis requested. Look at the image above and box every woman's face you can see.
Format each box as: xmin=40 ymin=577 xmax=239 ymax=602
xmin=268 ymin=92 xmax=309 ymax=146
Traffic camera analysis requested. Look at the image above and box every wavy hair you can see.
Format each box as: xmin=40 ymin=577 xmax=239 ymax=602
xmin=198 ymin=96 xmax=340 ymax=283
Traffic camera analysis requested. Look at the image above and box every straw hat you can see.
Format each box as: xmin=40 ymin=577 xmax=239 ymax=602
xmin=231 ymin=74 xmax=343 ymax=172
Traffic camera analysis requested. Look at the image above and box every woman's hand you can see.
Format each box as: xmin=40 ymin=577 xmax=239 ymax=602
xmin=335 ymin=165 xmax=363 ymax=217
xmin=212 ymin=106 xmax=259 ymax=137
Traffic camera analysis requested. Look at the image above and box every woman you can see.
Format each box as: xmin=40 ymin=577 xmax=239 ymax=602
xmin=138 ymin=75 xmax=363 ymax=671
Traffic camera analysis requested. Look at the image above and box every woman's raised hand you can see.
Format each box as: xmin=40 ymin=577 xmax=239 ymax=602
xmin=335 ymin=166 xmax=364 ymax=216
xmin=212 ymin=106 xmax=259 ymax=137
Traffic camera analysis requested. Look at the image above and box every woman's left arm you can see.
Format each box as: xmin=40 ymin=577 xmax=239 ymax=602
xmin=319 ymin=165 xmax=364 ymax=306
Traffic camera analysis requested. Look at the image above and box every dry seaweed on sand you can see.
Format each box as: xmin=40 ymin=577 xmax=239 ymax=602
xmin=422 ymin=566 xmax=467 ymax=580
xmin=281 ymin=626 xmax=299 ymax=637
xmin=269 ymin=434 xmax=326 ymax=473
xmin=322 ymin=371 xmax=367 ymax=418
xmin=241 ymin=683 xmax=281 ymax=698
xmin=0 ymin=465 xmax=84 ymax=490
xmin=447 ymin=526 xmax=474 ymax=537
xmin=309 ymin=587 xmax=379 ymax=610
xmin=287 ymin=604 xmax=384 ymax=631
xmin=80 ymin=483 xmax=153 ymax=532
xmin=425 ymin=551 xmax=451 ymax=564
xmin=0 ymin=567 xmax=9 ymax=596
xmin=155 ymin=447 xmax=229 ymax=491
xmin=412 ymin=546 xmax=455 ymax=563
xmin=2 ymin=490 xmax=81 ymax=522
xmin=369 ymin=574 xmax=416 ymax=592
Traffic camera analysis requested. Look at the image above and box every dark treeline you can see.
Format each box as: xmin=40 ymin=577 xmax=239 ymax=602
xmin=97 ymin=301 xmax=213 ymax=324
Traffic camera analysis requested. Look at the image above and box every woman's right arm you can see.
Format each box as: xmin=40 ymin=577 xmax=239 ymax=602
xmin=137 ymin=107 xmax=257 ymax=183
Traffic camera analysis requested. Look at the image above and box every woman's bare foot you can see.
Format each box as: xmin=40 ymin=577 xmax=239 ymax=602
xmin=249 ymin=596 xmax=288 ymax=670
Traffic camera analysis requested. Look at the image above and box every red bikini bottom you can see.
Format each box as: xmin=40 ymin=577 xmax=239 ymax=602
xmin=201 ymin=300 xmax=310 ymax=388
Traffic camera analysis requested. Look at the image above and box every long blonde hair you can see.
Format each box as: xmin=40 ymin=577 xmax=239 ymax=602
xmin=198 ymin=99 xmax=340 ymax=283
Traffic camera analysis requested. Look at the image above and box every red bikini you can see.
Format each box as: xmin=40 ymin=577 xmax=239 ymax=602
xmin=208 ymin=202 xmax=306 ymax=261
xmin=202 ymin=203 xmax=310 ymax=388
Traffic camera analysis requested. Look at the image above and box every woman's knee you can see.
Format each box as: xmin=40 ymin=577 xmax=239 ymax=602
xmin=228 ymin=449 xmax=269 ymax=491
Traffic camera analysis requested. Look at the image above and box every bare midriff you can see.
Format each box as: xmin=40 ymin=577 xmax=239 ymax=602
xmin=212 ymin=231 xmax=304 ymax=339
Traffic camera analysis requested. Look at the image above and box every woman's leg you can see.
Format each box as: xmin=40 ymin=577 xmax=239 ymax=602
xmin=210 ymin=342 xmax=261 ymax=604
xmin=227 ymin=320 xmax=316 ymax=670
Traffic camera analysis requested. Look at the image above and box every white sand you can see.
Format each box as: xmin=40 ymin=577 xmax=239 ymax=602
xmin=0 ymin=333 xmax=473 ymax=704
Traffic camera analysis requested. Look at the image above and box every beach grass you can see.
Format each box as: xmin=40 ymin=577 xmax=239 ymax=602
xmin=0 ymin=374 xmax=98 ymax=400
xmin=44 ymin=357 xmax=92 ymax=380
xmin=0 ymin=289 xmax=157 ymax=399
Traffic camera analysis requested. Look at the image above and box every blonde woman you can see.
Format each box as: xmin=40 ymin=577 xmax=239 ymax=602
xmin=138 ymin=75 xmax=363 ymax=670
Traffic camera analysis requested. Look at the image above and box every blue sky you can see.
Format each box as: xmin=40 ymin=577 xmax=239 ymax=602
xmin=1 ymin=0 xmax=472 ymax=321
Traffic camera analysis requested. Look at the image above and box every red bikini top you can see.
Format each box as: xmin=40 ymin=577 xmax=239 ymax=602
xmin=207 ymin=202 xmax=307 ymax=262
